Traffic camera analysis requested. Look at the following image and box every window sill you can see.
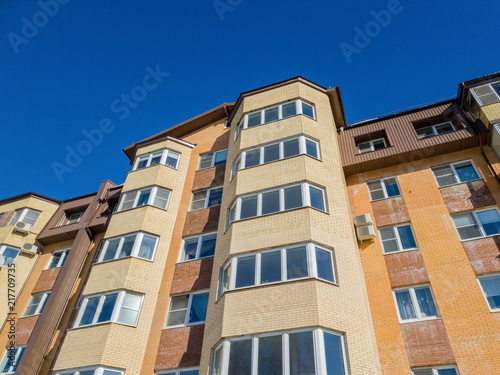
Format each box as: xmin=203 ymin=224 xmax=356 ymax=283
xmin=130 ymin=163 xmax=178 ymax=173
xmin=197 ymin=164 xmax=226 ymax=172
xmin=188 ymin=204 xmax=221 ymax=213
xmin=114 ymin=203 xmax=168 ymax=215
xmin=459 ymin=233 xmax=500 ymax=242
xmin=163 ymin=321 xmax=205 ymax=330
xmin=236 ymin=113 xmax=317 ymax=141
xmin=356 ymin=145 xmax=394 ymax=156
xmin=399 ymin=316 xmax=440 ymax=324
xmin=20 ymin=313 xmax=41 ymax=319
xmin=69 ymin=320 xmax=138 ymax=331
xmin=95 ymin=255 xmax=155 ymax=265
xmin=383 ymin=247 xmax=419 ymax=255
xmin=438 ymin=178 xmax=482 ymax=189
xmin=370 ymin=194 xmax=402 ymax=203
xmin=176 ymin=255 xmax=214 ymax=265
xmin=417 ymin=132 xmax=456 ymax=140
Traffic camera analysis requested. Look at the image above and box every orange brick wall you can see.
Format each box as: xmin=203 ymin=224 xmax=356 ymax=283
xmin=170 ymin=258 xmax=213 ymax=295
xmin=32 ymin=268 xmax=61 ymax=294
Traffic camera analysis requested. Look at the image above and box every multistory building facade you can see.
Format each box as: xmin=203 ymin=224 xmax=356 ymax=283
xmin=1 ymin=73 xmax=500 ymax=375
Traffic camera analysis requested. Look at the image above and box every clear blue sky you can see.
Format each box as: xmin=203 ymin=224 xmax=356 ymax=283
xmin=1 ymin=0 xmax=499 ymax=201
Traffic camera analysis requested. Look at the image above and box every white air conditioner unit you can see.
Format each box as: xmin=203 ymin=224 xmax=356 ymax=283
xmin=354 ymin=213 xmax=373 ymax=227
xmin=356 ymin=225 xmax=376 ymax=241
xmin=13 ymin=221 xmax=32 ymax=234
xmin=21 ymin=242 xmax=38 ymax=256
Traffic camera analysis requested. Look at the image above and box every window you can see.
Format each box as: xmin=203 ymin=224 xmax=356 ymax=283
xmin=46 ymin=249 xmax=70 ymax=269
xmin=478 ymin=274 xmax=500 ymax=311
xmin=232 ymin=136 xmax=320 ymax=177
xmin=452 ymin=208 xmax=500 ymax=241
xmin=379 ymin=224 xmax=418 ymax=254
xmin=235 ymin=99 xmax=316 ymax=140
xmin=98 ymin=232 xmax=158 ymax=262
xmin=179 ymin=233 xmax=217 ymax=261
xmin=66 ymin=212 xmax=83 ymax=225
xmin=0 ymin=245 xmax=20 ymax=267
xmin=166 ymin=291 xmax=209 ymax=327
xmin=412 ymin=366 xmax=458 ymax=375
xmin=0 ymin=346 xmax=25 ymax=374
xmin=117 ymin=186 xmax=171 ymax=212
xmin=416 ymin=122 xmax=455 ymax=139
xmin=23 ymin=292 xmax=50 ymax=317
xmin=470 ymin=81 xmax=500 ymax=106
xmin=357 ymin=138 xmax=386 ymax=154
xmin=431 ymin=160 xmax=480 ymax=187
xmin=74 ymin=291 xmax=143 ymax=328
xmin=367 ymin=177 xmax=401 ymax=201
xmin=393 ymin=285 xmax=439 ymax=322
xmin=157 ymin=369 xmax=199 ymax=375
xmin=212 ymin=328 xmax=346 ymax=375
xmin=198 ymin=149 xmax=228 ymax=170
xmin=220 ymin=243 xmax=335 ymax=295
xmin=227 ymin=182 xmax=326 ymax=227
xmin=9 ymin=207 xmax=41 ymax=227
xmin=133 ymin=148 xmax=181 ymax=170
xmin=190 ymin=187 xmax=223 ymax=210
xmin=56 ymin=367 xmax=124 ymax=375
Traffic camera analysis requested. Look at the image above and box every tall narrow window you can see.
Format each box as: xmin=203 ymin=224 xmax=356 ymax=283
xmin=166 ymin=292 xmax=209 ymax=327
xmin=23 ymin=292 xmax=50 ymax=317
xmin=478 ymin=274 xmax=500 ymax=311
xmin=46 ymin=249 xmax=70 ymax=269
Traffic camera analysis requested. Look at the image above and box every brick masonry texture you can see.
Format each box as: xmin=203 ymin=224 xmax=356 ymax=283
xmin=372 ymin=196 xmax=411 ymax=227
xmin=384 ymin=249 xmax=430 ymax=288
xmin=171 ymin=258 xmax=213 ymax=295
xmin=440 ymin=180 xmax=496 ymax=213
xmin=182 ymin=206 xmax=221 ymax=237
xmin=192 ymin=165 xmax=226 ymax=191
xmin=462 ymin=236 xmax=500 ymax=274
xmin=32 ymin=268 xmax=62 ymax=294
xmin=14 ymin=316 xmax=39 ymax=346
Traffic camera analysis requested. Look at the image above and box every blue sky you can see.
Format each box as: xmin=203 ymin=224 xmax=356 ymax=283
xmin=1 ymin=0 xmax=499 ymax=201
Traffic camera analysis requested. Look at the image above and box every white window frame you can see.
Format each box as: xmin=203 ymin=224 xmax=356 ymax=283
xmin=416 ymin=121 xmax=455 ymax=139
xmin=66 ymin=212 xmax=83 ymax=225
xmin=156 ymin=367 xmax=199 ymax=375
xmin=226 ymin=182 xmax=327 ymax=227
xmin=23 ymin=291 xmax=50 ymax=317
xmin=219 ymin=243 xmax=336 ymax=296
xmin=379 ymin=223 xmax=418 ymax=254
xmin=357 ymin=138 xmax=386 ymax=154
xmin=231 ymin=135 xmax=321 ymax=178
xmin=179 ymin=232 xmax=217 ymax=262
xmin=451 ymin=207 xmax=500 ymax=242
xmin=198 ymin=149 xmax=228 ymax=170
xmin=8 ymin=207 xmax=41 ymax=227
xmin=0 ymin=245 xmax=21 ymax=268
xmin=133 ymin=148 xmax=181 ymax=171
xmin=234 ymin=99 xmax=316 ymax=140
xmin=0 ymin=346 xmax=25 ymax=375
xmin=56 ymin=366 xmax=124 ymax=375
xmin=412 ymin=365 xmax=459 ymax=375
xmin=73 ymin=290 xmax=144 ymax=328
xmin=392 ymin=285 xmax=439 ymax=323
xmin=211 ymin=328 xmax=347 ymax=375
xmin=46 ymin=249 xmax=70 ymax=269
xmin=189 ymin=187 xmax=223 ymax=211
xmin=117 ymin=186 xmax=171 ymax=212
xmin=477 ymin=273 xmax=500 ymax=312
xmin=97 ymin=232 xmax=159 ymax=263
xmin=165 ymin=290 xmax=209 ymax=328
xmin=366 ymin=176 xmax=401 ymax=201
xmin=431 ymin=160 xmax=481 ymax=188
xmin=470 ymin=80 xmax=500 ymax=106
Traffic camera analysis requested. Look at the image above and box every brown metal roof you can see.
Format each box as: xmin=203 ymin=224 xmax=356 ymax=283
xmin=0 ymin=192 xmax=60 ymax=206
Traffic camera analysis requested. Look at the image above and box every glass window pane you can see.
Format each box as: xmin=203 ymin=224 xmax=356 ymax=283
xmin=476 ymin=210 xmax=500 ymax=236
xmin=245 ymin=149 xmax=261 ymax=168
xmin=171 ymin=295 xmax=189 ymax=310
xmin=153 ymin=188 xmax=170 ymax=210
xmin=208 ymin=188 xmax=223 ymax=207
xmin=213 ymin=347 xmax=223 ymax=375
xmin=260 ymin=251 xmax=282 ymax=284
xmin=455 ymin=162 xmax=479 ymax=182
xmin=316 ymin=248 xmax=334 ymax=282
xmin=138 ymin=235 xmax=156 ymax=260
xmin=235 ymin=256 xmax=256 ymax=288
xmin=432 ymin=165 xmax=457 ymax=186
xmin=199 ymin=153 xmax=213 ymax=169
xmin=479 ymin=276 xmax=500 ymax=310
xmin=182 ymin=238 xmax=199 ymax=261
xmin=379 ymin=227 xmax=396 ymax=240
xmin=167 ymin=310 xmax=186 ymax=326
xmin=309 ymin=186 xmax=325 ymax=211
xmin=283 ymin=139 xmax=300 ymax=158
xmin=48 ymin=252 xmax=63 ymax=269
xmin=103 ymin=371 xmax=123 ymax=375
xmin=284 ymin=186 xmax=302 ymax=210
xmin=191 ymin=191 xmax=207 ymax=210
xmin=137 ymin=189 xmax=151 ymax=206
xmin=9 ymin=210 xmax=22 ymax=225
xmin=79 ymin=296 xmax=100 ymax=326
xmin=150 ymin=151 xmax=162 ymax=166
xmin=247 ymin=112 xmax=261 ymax=128
xmin=395 ymin=290 xmax=417 ymax=320
xmin=262 ymin=191 xmax=280 ymax=215
xmin=373 ymin=139 xmax=386 ymax=150
xmin=286 ymin=246 xmax=308 ymax=280
xmin=435 ymin=122 xmax=454 ymax=134
xmin=118 ymin=294 xmax=142 ymax=325
xmin=181 ymin=371 xmax=199 ymax=375
xmin=136 ymin=155 xmax=149 ymax=169
xmin=414 ymin=287 xmax=437 ymax=318
xmin=1 ymin=247 xmax=19 ymax=267
xmin=397 ymin=226 xmax=417 ymax=249
xmin=457 ymin=225 xmax=483 ymax=240
xmin=97 ymin=293 xmax=118 ymax=323
xmin=289 ymin=331 xmax=315 ymax=375
xmin=222 ymin=264 xmax=231 ymax=294
xmin=102 ymin=239 xmax=120 ymax=261
xmin=416 ymin=126 xmax=435 ymax=139
xmin=324 ymin=333 xmax=345 ymax=375
xmin=265 ymin=107 xmax=279 ymax=123
xmin=199 ymin=234 xmax=217 ymax=258
xmin=119 ymin=235 xmax=136 ymax=258
xmin=437 ymin=370 xmax=458 ymax=375
xmin=264 ymin=144 xmax=280 ymax=163
xmin=166 ymin=151 xmax=180 ymax=168
xmin=282 ymin=102 xmax=297 ymax=118
xmin=358 ymin=141 xmax=372 ymax=153
xmin=240 ymin=196 xmax=258 ymax=219
xmin=258 ymin=335 xmax=283 ymax=375
xmin=228 ymin=339 xmax=252 ymax=375
xmin=305 ymin=139 xmax=318 ymax=158
xmin=120 ymin=192 xmax=136 ymax=211
xmin=413 ymin=370 xmax=434 ymax=375
xmin=384 ymin=178 xmax=400 ymax=197
xmin=302 ymin=102 xmax=314 ymax=119
xmin=188 ymin=292 xmax=209 ymax=323
xmin=214 ymin=150 xmax=228 ymax=166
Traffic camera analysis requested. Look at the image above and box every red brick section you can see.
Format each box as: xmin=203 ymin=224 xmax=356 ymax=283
xmin=182 ymin=206 xmax=221 ymax=237
xmin=400 ymin=320 xmax=456 ymax=368
xmin=32 ymin=268 xmax=62 ymax=294
xmin=154 ymin=325 xmax=205 ymax=371
xmin=462 ymin=236 xmax=500 ymax=274
xmin=371 ymin=196 xmax=410 ymax=227
xmin=384 ymin=250 xmax=430 ymax=288
xmin=440 ymin=180 xmax=496 ymax=214
xmin=15 ymin=316 xmax=39 ymax=346
xmin=170 ymin=258 xmax=214 ymax=295
xmin=192 ymin=166 xmax=226 ymax=191
xmin=0 ymin=211 xmax=14 ymax=227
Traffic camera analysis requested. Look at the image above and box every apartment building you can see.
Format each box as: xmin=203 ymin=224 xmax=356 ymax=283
xmin=1 ymin=72 xmax=500 ymax=375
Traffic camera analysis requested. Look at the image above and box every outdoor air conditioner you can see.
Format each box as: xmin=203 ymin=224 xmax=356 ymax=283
xmin=13 ymin=221 xmax=32 ymax=234
xmin=356 ymin=225 xmax=376 ymax=241
xmin=354 ymin=213 xmax=373 ymax=227
xmin=21 ymin=242 xmax=38 ymax=256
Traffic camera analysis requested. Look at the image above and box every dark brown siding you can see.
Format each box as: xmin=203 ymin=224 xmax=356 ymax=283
xmin=182 ymin=206 xmax=221 ymax=237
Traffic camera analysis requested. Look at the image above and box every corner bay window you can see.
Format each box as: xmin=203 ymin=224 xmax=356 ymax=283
xmin=199 ymin=149 xmax=228 ymax=169
xmin=98 ymin=232 xmax=158 ymax=262
xmin=394 ymin=285 xmax=438 ymax=322
xmin=74 ymin=290 xmax=143 ymax=328
xmin=220 ymin=243 xmax=335 ymax=295
xmin=9 ymin=207 xmax=41 ymax=227
xmin=227 ymin=182 xmax=326 ymax=226
xmin=0 ymin=346 xmax=25 ymax=374
xmin=166 ymin=291 xmax=209 ymax=327
xmin=452 ymin=208 xmax=500 ymax=241
xmin=431 ymin=160 xmax=480 ymax=187
xmin=117 ymin=186 xmax=171 ymax=212
xmin=0 ymin=245 xmax=20 ymax=267
xmin=212 ymin=328 xmax=346 ymax=375
xmin=232 ymin=136 xmax=320 ymax=177
xmin=56 ymin=367 xmax=124 ymax=375
xmin=179 ymin=233 xmax=217 ymax=261
xmin=190 ymin=187 xmax=223 ymax=210
xmin=133 ymin=148 xmax=180 ymax=170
